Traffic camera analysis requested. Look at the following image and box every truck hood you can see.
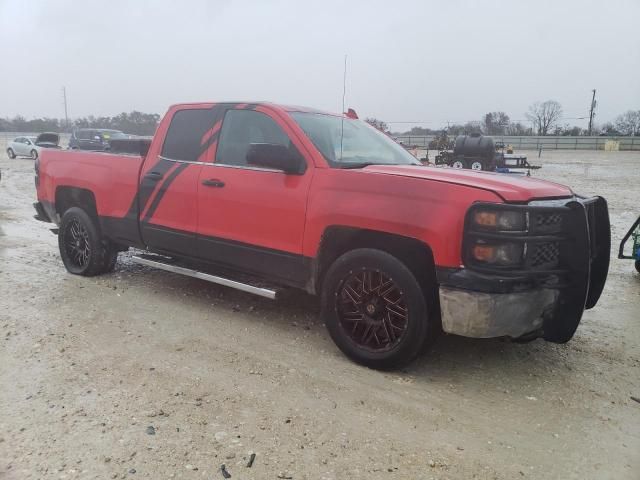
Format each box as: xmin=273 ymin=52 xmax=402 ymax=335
xmin=362 ymin=165 xmax=573 ymax=202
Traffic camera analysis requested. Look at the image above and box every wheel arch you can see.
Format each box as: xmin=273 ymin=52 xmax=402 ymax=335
xmin=316 ymin=225 xmax=436 ymax=292
xmin=55 ymin=186 xmax=98 ymax=221
xmin=314 ymin=225 xmax=442 ymax=334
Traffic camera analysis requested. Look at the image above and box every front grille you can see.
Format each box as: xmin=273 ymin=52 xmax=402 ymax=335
xmin=530 ymin=241 xmax=560 ymax=268
xmin=534 ymin=212 xmax=563 ymax=231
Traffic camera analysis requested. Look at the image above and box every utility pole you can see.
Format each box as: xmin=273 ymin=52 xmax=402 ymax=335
xmin=588 ymin=89 xmax=596 ymax=136
xmin=62 ymin=87 xmax=69 ymax=130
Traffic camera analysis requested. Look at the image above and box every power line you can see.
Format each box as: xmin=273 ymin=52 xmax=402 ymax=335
xmin=386 ymin=115 xmax=589 ymax=126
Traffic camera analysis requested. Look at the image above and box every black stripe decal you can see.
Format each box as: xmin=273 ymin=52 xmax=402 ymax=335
xmin=141 ymin=163 xmax=189 ymax=223
xmin=127 ymin=103 xmax=253 ymax=225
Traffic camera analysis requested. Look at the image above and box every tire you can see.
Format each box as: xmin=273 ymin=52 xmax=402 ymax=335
xmin=102 ymin=249 xmax=119 ymax=273
xmin=321 ymin=248 xmax=431 ymax=369
xmin=58 ymin=207 xmax=114 ymax=276
xmin=7 ymin=148 xmax=16 ymax=159
xmin=451 ymin=160 xmax=464 ymax=169
xmin=470 ymin=160 xmax=483 ymax=171
xmin=30 ymin=149 xmax=38 ymax=160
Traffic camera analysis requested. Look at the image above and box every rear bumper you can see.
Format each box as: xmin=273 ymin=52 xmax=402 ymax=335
xmin=437 ymin=196 xmax=610 ymax=341
xmin=33 ymin=201 xmax=53 ymax=223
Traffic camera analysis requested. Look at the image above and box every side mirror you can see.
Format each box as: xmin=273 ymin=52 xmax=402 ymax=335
xmin=246 ymin=143 xmax=305 ymax=174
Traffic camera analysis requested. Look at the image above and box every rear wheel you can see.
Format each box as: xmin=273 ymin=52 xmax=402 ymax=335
xmin=321 ymin=248 xmax=430 ymax=369
xmin=470 ymin=160 xmax=483 ymax=171
xmin=30 ymin=149 xmax=38 ymax=160
xmin=6 ymin=148 xmax=15 ymax=159
xmin=58 ymin=207 xmax=116 ymax=276
xmin=451 ymin=160 xmax=464 ymax=169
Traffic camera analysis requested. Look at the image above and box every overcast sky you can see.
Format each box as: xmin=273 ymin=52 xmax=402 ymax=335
xmin=1 ymin=0 xmax=638 ymax=129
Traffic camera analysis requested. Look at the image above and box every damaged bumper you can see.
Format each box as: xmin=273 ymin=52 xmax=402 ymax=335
xmin=437 ymin=196 xmax=610 ymax=342
xmin=439 ymin=286 xmax=557 ymax=339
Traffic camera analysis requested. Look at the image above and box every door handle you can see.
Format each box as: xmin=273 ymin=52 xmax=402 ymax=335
xmin=202 ymin=179 xmax=225 ymax=188
xmin=145 ymin=171 xmax=164 ymax=181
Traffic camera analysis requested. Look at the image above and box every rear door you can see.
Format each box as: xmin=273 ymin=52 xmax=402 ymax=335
xmin=196 ymin=106 xmax=313 ymax=287
xmin=139 ymin=106 xmax=220 ymax=255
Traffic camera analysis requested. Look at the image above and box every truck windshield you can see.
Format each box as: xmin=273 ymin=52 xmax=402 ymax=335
xmin=291 ymin=112 xmax=420 ymax=168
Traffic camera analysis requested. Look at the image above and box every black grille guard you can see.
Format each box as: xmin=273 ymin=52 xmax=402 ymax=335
xmin=462 ymin=196 xmax=610 ymax=343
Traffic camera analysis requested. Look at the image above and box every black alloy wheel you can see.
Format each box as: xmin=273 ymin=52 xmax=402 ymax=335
xmin=322 ymin=248 xmax=431 ymax=369
xmin=63 ymin=218 xmax=91 ymax=269
xmin=336 ymin=268 xmax=409 ymax=353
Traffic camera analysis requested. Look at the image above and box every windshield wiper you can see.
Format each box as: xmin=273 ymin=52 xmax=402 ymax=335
xmin=338 ymin=162 xmax=381 ymax=169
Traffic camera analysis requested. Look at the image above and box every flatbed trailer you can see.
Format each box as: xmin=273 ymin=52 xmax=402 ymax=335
xmin=498 ymin=153 xmax=542 ymax=171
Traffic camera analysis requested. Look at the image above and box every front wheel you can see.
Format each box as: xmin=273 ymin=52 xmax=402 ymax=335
xmin=30 ymin=149 xmax=38 ymax=160
xmin=321 ymin=248 xmax=431 ymax=369
xmin=58 ymin=207 xmax=116 ymax=276
xmin=7 ymin=148 xmax=16 ymax=159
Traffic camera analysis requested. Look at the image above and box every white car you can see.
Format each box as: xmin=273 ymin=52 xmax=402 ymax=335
xmin=7 ymin=133 xmax=61 ymax=159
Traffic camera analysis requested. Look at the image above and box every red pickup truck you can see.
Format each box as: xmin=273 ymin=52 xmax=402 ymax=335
xmin=34 ymin=102 xmax=610 ymax=368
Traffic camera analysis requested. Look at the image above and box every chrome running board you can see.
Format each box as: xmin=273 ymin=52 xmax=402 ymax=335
xmin=131 ymin=255 xmax=279 ymax=300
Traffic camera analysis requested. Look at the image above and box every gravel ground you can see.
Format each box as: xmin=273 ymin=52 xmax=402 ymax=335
xmin=1 ymin=145 xmax=639 ymax=480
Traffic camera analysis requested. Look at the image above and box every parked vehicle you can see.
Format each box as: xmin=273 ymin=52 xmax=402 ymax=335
xmin=68 ymin=128 xmax=128 ymax=151
xmin=33 ymin=102 xmax=610 ymax=368
xmin=7 ymin=133 xmax=61 ymax=159
xmin=435 ymin=134 xmax=541 ymax=174
xmin=618 ymin=215 xmax=640 ymax=272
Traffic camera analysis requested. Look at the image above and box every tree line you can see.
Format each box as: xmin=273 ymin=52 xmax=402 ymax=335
xmin=2 ymin=105 xmax=639 ymax=138
xmin=367 ymin=102 xmax=640 ymax=137
xmin=0 ymin=111 xmax=160 ymax=136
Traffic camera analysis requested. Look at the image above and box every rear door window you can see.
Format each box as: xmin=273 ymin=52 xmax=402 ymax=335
xmin=161 ymin=109 xmax=217 ymax=162
xmin=215 ymin=110 xmax=290 ymax=167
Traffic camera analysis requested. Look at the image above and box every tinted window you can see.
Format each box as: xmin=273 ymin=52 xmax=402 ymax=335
xmin=14 ymin=137 xmax=24 ymax=143
xmin=216 ymin=110 xmax=290 ymax=167
xmin=76 ymin=130 xmax=91 ymax=140
xmin=161 ymin=108 xmax=216 ymax=162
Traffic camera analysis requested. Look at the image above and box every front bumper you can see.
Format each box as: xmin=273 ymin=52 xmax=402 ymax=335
xmin=437 ymin=196 xmax=610 ymax=342
xmin=439 ymin=286 xmax=557 ymax=338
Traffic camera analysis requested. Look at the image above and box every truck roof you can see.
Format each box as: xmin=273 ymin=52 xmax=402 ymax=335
xmin=167 ymin=101 xmax=338 ymax=116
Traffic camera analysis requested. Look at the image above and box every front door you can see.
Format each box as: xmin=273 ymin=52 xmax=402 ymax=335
xmin=196 ymin=107 xmax=313 ymax=287
xmin=15 ymin=138 xmax=28 ymax=156
xmin=139 ymin=106 xmax=219 ymax=256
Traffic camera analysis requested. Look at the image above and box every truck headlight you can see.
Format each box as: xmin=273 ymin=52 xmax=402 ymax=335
xmin=472 ymin=209 xmax=526 ymax=231
xmin=471 ymin=241 xmax=523 ymax=266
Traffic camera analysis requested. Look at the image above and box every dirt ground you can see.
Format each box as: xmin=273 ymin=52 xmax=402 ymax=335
xmin=1 ymin=144 xmax=639 ymax=480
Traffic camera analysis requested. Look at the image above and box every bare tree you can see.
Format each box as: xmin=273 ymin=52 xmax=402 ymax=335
xmin=482 ymin=111 xmax=510 ymax=135
xmin=525 ymin=100 xmax=563 ymax=135
xmin=506 ymin=122 xmax=531 ymax=135
xmin=614 ymin=110 xmax=640 ymax=136
xmin=364 ymin=117 xmax=388 ymax=132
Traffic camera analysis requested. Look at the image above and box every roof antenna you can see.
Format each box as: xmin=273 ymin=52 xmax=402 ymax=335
xmin=340 ymin=54 xmax=347 ymax=162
